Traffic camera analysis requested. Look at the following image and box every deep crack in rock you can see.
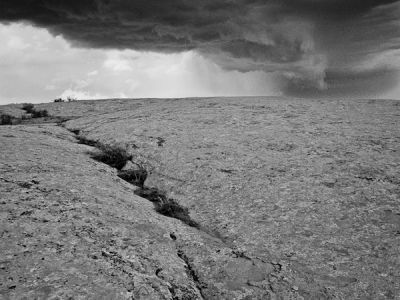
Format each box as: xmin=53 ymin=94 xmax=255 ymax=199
xmin=69 ymin=131 xmax=200 ymax=228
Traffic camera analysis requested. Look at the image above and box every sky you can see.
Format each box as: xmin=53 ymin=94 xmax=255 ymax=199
xmin=0 ymin=0 xmax=399 ymax=104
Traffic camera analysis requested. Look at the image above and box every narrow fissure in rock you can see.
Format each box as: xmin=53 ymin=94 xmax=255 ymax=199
xmin=70 ymin=131 xmax=199 ymax=228
xmin=177 ymin=249 xmax=206 ymax=299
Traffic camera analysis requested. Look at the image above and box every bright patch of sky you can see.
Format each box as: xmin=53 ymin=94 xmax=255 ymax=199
xmin=0 ymin=23 xmax=280 ymax=104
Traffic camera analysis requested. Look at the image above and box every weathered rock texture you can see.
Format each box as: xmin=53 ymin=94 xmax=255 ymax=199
xmin=1 ymin=97 xmax=399 ymax=299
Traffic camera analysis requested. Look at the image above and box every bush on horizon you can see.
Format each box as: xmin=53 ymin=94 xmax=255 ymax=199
xmin=31 ymin=109 xmax=48 ymax=118
xmin=21 ymin=103 xmax=48 ymax=118
xmin=0 ymin=114 xmax=13 ymax=125
xmin=22 ymin=103 xmax=35 ymax=114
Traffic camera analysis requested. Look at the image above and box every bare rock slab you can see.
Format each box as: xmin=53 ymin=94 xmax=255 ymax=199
xmin=1 ymin=97 xmax=400 ymax=299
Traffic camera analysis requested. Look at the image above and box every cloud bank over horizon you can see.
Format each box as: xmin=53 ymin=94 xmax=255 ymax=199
xmin=0 ymin=0 xmax=399 ymax=101
xmin=0 ymin=23 xmax=281 ymax=104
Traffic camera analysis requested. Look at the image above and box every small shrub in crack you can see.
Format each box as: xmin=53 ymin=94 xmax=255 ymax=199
xmin=157 ymin=201 xmax=199 ymax=228
xmin=76 ymin=135 xmax=98 ymax=147
xmin=70 ymin=129 xmax=80 ymax=135
xmin=118 ymin=167 xmax=148 ymax=188
xmin=75 ymin=134 xmax=133 ymax=170
xmin=91 ymin=144 xmax=133 ymax=170
xmin=135 ymin=188 xmax=199 ymax=228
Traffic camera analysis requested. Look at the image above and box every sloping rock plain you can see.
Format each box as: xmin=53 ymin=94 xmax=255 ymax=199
xmin=1 ymin=97 xmax=399 ymax=299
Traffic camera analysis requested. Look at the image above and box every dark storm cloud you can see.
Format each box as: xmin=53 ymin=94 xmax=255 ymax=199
xmin=278 ymin=0 xmax=399 ymax=19
xmin=220 ymin=38 xmax=304 ymax=64
xmin=0 ymin=0 xmax=399 ymax=97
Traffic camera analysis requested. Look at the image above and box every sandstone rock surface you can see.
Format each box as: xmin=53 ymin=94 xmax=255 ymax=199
xmin=1 ymin=97 xmax=399 ymax=299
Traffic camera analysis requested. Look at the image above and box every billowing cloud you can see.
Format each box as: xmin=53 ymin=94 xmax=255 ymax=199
xmin=0 ymin=0 xmax=399 ymax=98
xmin=0 ymin=23 xmax=280 ymax=103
